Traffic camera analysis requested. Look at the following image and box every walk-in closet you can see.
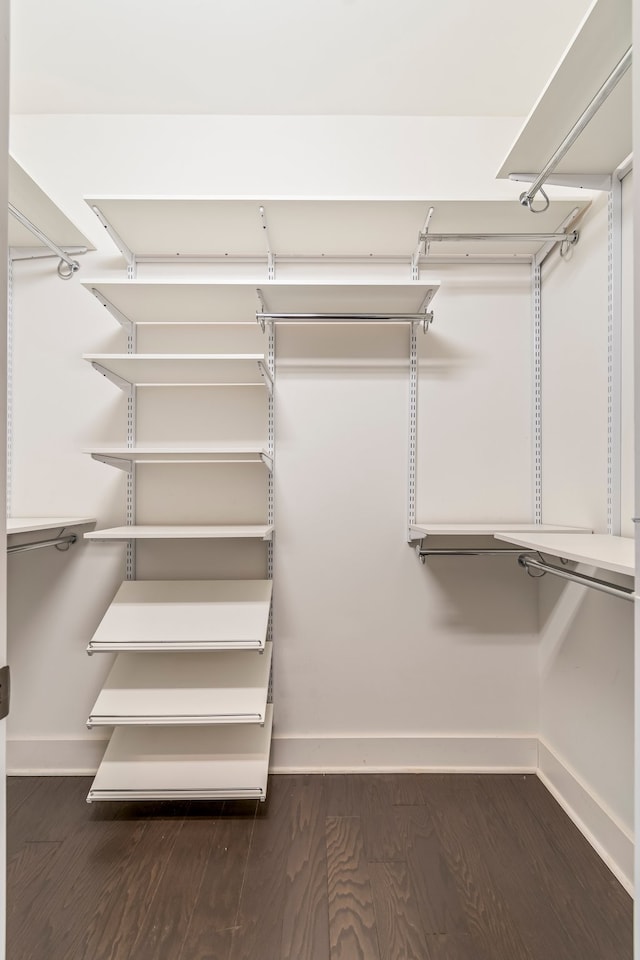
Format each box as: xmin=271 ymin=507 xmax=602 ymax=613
xmin=0 ymin=0 xmax=638 ymax=957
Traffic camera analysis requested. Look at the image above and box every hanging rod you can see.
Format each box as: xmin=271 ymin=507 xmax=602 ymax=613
xmin=8 ymin=203 xmax=82 ymax=278
xmin=520 ymin=46 xmax=632 ymax=211
xmin=417 ymin=547 xmax=525 ymax=562
xmin=518 ymin=554 xmax=634 ymax=601
xmin=417 ymin=231 xmax=578 ymax=244
xmin=7 ymin=534 xmax=77 ymax=556
xmin=256 ymin=312 xmax=432 ymax=322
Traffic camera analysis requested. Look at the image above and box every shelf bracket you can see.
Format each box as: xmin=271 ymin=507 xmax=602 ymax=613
xmin=257 ymin=359 xmax=273 ymax=395
xmin=260 ymin=451 xmax=274 ymax=472
xmin=91 ymin=454 xmax=133 ymax=473
xmin=259 ymin=206 xmax=275 ymax=280
xmin=90 ymin=362 xmax=134 ymax=396
xmin=90 ymin=288 xmax=134 ymax=334
xmin=411 ymin=206 xmax=434 ymax=276
xmin=90 ymin=204 xmax=135 ymax=267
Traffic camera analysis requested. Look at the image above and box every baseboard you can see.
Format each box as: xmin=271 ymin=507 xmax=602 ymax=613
xmin=537 ymin=739 xmax=634 ymax=895
xmin=7 ymin=736 xmax=109 ymax=775
xmin=270 ymin=735 xmax=538 ymax=773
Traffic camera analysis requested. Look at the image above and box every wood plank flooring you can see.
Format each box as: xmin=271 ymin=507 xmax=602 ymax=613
xmin=7 ymin=773 xmax=632 ymax=960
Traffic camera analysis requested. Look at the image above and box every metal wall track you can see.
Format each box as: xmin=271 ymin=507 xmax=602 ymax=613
xmin=6 ymin=254 xmax=13 ymax=517
xmin=607 ymin=180 xmax=622 ymax=536
xmin=532 ymin=263 xmax=542 ymax=524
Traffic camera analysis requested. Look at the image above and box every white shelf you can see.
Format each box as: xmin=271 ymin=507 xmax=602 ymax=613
xmin=7 ymin=517 xmax=95 ymax=535
xmin=88 ymin=645 xmax=272 ymax=727
xmin=84 ymin=524 xmax=273 ymax=541
xmin=85 ymin=197 xmax=589 ymax=259
xmin=87 ymin=445 xmax=272 ymax=470
xmin=87 ymin=704 xmax=273 ymax=802
xmin=84 ymin=279 xmax=439 ymax=325
xmin=497 ymin=0 xmax=631 ymax=180
xmin=410 ymin=523 xmax=592 ymax=538
xmin=84 ymin=353 xmax=270 ymax=387
xmin=88 ymin=579 xmax=273 ymax=653
xmin=9 ymin=157 xmax=93 ymax=250
xmin=494 ymin=533 xmax=634 ymax=577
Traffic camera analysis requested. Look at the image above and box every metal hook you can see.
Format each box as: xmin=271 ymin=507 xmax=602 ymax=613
xmin=57 ymin=258 xmax=79 ymax=280
xmin=422 ymin=312 xmax=434 ymax=334
xmin=519 ymin=186 xmax=551 ymax=214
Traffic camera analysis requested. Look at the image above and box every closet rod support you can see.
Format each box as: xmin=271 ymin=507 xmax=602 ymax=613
xmin=8 ymin=203 xmax=81 ymax=277
xmin=520 ymin=46 xmax=632 ymax=211
xmin=517 ymin=554 xmax=634 ymax=601
xmin=8 ymin=534 xmax=77 ymax=555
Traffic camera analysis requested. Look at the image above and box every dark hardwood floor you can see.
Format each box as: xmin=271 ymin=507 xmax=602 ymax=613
xmin=7 ymin=773 xmax=632 ymax=960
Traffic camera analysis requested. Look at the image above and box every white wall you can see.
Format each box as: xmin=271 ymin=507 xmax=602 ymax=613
xmin=538 ymin=189 xmax=634 ymax=890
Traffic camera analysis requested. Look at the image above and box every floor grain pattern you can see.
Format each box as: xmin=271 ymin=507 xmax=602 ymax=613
xmin=7 ymin=773 xmax=632 ymax=960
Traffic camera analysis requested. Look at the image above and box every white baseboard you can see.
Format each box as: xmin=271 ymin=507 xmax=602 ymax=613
xmin=270 ymin=735 xmax=539 ymax=773
xmin=7 ymin=736 xmax=109 ymax=775
xmin=537 ymin=739 xmax=634 ymax=895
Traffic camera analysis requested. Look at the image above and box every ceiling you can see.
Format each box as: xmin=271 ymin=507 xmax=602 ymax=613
xmin=11 ymin=0 xmax=594 ymax=116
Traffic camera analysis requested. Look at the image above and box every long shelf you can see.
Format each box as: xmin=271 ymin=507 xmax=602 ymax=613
xmin=88 ymin=645 xmax=272 ymax=728
xmin=7 ymin=517 xmax=95 ymax=535
xmin=497 ymin=0 xmax=631 ymax=180
xmin=84 ymin=279 xmax=439 ymax=325
xmin=84 ymin=353 xmax=271 ymax=387
xmin=410 ymin=523 xmax=592 ymax=539
xmin=87 ymin=445 xmax=272 ymax=471
xmin=84 ymin=525 xmax=273 ymax=541
xmin=85 ymin=197 xmax=589 ymax=260
xmin=88 ymin=579 xmax=273 ymax=653
xmin=87 ymin=704 xmax=273 ymax=802
xmin=494 ymin=533 xmax=634 ymax=576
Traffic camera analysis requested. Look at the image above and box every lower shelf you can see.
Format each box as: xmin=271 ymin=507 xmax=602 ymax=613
xmin=85 ymin=524 xmax=274 ymax=541
xmin=87 ymin=704 xmax=273 ymax=802
xmin=87 ymin=645 xmax=272 ymax=727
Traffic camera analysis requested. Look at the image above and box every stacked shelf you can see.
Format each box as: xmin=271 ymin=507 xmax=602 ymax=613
xmin=494 ymin=532 xmax=634 ymax=577
xmin=409 ymin=523 xmax=592 ymax=539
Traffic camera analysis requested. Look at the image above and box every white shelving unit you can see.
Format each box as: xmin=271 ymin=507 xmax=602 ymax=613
xmin=87 ymin=579 xmax=273 ymax=653
xmin=410 ymin=523 xmax=592 ymax=539
xmin=83 ymin=353 xmax=272 ymax=388
xmin=87 ymin=706 xmax=274 ymax=802
xmin=497 ymin=0 xmax=631 ymax=183
xmin=85 ymin=524 xmax=273 ymax=541
xmin=494 ymin=532 xmax=634 ymax=577
xmin=85 ymin=197 xmax=589 ymax=261
xmin=87 ymin=645 xmax=273 ymax=727
xmin=87 ymin=445 xmax=272 ymax=469
xmin=7 ymin=517 xmax=95 ymax=535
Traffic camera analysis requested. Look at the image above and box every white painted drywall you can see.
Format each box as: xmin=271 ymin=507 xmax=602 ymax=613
xmin=538 ymin=190 xmax=634 ymax=889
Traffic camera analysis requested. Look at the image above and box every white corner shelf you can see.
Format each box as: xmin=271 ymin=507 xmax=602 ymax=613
xmin=84 ymin=279 xmax=439 ymax=326
xmin=84 ymin=524 xmax=273 ymax=542
xmin=494 ymin=532 xmax=634 ymax=577
xmin=497 ymin=0 xmax=631 ymax=180
xmin=87 ymin=579 xmax=273 ymax=653
xmin=87 ymin=644 xmax=272 ymax=728
xmin=86 ymin=704 xmax=273 ymax=802
xmin=9 ymin=157 xmax=93 ymax=251
xmin=86 ymin=445 xmax=272 ymax=471
xmin=410 ymin=523 xmax=592 ymax=539
xmin=84 ymin=353 xmax=271 ymax=388
xmin=7 ymin=517 xmax=96 ymax=535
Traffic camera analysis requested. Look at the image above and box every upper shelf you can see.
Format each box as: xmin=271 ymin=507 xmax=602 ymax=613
xmin=84 ymin=524 xmax=273 ymax=541
xmin=7 ymin=517 xmax=95 ymax=535
xmin=497 ymin=0 xmax=632 ymax=180
xmin=494 ymin=532 xmax=634 ymax=576
xmin=410 ymin=523 xmax=592 ymax=539
xmin=84 ymin=197 xmax=589 ymax=261
xmin=84 ymin=354 xmax=271 ymax=387
xmin=87 ymin=445 xmax=272 ymax=470
xmin=9 ymin=157 xmax=93 ymax=250
xmin=84 ymin=280 xmax=439 ymax=325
